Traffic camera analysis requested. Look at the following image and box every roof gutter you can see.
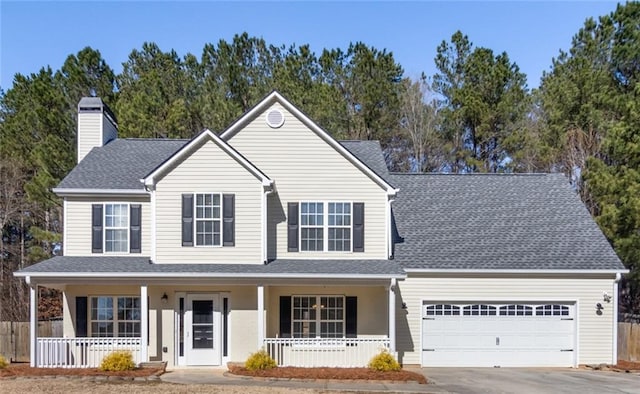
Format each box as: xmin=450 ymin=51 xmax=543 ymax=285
xmin=53 ymin=188 xmax=148 ymax=197
xmin=404 ymin=268 xmax=629 ymax=275
xmin=14 ymin=271 xmax=406 ymax=280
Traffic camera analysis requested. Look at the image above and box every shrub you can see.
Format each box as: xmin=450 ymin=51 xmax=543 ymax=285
xmin=99 ymin=350 xmax=136 ymax=371
xmin=368 ymin=350 xmax=401 ymax=372
xmin=245 ymin=349 xmax=277 ymax=371
xmin=0 ymin=354 xmax=8 ymax=369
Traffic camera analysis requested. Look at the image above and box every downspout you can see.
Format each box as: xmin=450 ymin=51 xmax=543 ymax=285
xmin=262 ymin=181 xmax=275 ymax=263
xmin=613 ymin=272 xmax=622 ymax=364
xmin=386 ymin=189 xmax=398 ymax=260
xmin=147 ymin=185 xmax=156 ymax=262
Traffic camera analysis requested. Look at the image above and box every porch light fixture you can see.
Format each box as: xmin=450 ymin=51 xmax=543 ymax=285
xmin=161 ymin=293 xmax=168 ymax=304
xmin=312 ymin=304 xmax=325 ymax=309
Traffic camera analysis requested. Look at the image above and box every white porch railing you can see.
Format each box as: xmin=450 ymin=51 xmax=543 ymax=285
xmin=36 ymin=337 xmax=142 ymax=368
xmin=264 ymin=337 xmax=390 ymax=367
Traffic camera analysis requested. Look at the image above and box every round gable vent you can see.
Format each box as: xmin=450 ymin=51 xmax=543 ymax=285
xmin=266 ymin=109 xmax=285 ymax=128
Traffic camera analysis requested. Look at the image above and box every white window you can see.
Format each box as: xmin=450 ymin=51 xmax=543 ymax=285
xmin=301 ymin=202 xmax=324 ymax=251
xmin=105 ymin=204 xmax=128 ymax=252
xmin=292 ymin=295 xmax=344 ymax=338
xmin=300 ymin=202 xmax=352 ymax=252
xmin=536 ymin=304 xmax=570 ymax=316
xmin=328 ymin=203 xmax=351 ymax=251
xmin=90 ymin=296 xmax=140 ymax=337
xmin=195 ymin=193 xmax=221 ymax=246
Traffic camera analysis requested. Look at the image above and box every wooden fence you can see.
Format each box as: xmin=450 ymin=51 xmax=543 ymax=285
xmin=0 ymin=321 xmax=63 ymax=362
xmin=618 ymin=322 xmax=640 ymax=362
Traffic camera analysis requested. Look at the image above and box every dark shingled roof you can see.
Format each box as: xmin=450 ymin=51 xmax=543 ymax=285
xmin=46 ymin=137 xmax=624 ymax=274
xmin=57 ymin=139 xmax=189 ymax=190
xmin=339 ymin=140 xmax=389 ymax=178
xmin=17 ymin=256 xmax=405 ymax=277
xmin=56 ymin=139 xmax=388 ymax=191
xmin=389 ymin=173 xmax=625 ymax=270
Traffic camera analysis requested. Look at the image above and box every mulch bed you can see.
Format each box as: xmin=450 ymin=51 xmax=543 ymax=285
xmin=614 ymin=360 xmax=640 ymax=371
xmin=0 ymin=363 xmax=163 ymax=378
xmin=228 ymin=365 xmax=427 ymax=384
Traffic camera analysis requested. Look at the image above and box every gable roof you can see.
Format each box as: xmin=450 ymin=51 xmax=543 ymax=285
xmin=219 ymin=91 xmax=397 ymax=195
xmin=54 ymin=137 xmax=389 ymax=194
xmin=390 ymin=173 xmax=625 ymax=271
xmin=142 ymin=129 xmax=271 ymax=187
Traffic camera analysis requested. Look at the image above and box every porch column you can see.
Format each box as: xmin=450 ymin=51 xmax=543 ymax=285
xmin=140 ymin=285 xmax=148 ymax=363
xmin=257 ymin=284 xmax=264 ymax=349
xmin=28 ymin=278 xmax=37 ymax=367
xmin=388 ymin=279 xmax=396 ymax=353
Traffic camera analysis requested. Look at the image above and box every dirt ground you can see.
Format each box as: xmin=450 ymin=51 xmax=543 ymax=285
xmin=0 ymin=380 xmax=319 ymax=394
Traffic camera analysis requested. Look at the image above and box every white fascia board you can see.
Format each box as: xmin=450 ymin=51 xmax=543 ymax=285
xmin=53 ymin=188 xmax=148 ymax=197
xmin=141 ymin=129 xmax=271 ymax=187
xmin=219 ymin=91 xmax=396 ymax=193
xmin=404 ymin=268 xmax=629 ymax=275
xmin=15 ymin=271 xmax=406 ymax=280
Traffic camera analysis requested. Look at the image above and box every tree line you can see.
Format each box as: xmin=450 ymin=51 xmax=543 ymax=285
xmin=0 ymin=2 xmax=638 ymax=320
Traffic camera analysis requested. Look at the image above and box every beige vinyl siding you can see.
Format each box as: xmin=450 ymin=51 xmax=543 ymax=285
xmin=77 ymin=112 xmax=102 ymax=163
xmin=267 ymin=285 xmax=389 ymax=338
xmin=64 ymin=196 xmax=150 ymax=256
xmin=397 ymin=275 xmax=617 ymax=365
xmin=154 ymin=140 xmax=262 ymax=263
xmin=227 ymin=103 xmax=388 ymax=259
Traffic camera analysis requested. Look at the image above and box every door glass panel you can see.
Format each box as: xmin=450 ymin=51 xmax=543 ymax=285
xmin=192 ymin=300 xmax=214 ymax=349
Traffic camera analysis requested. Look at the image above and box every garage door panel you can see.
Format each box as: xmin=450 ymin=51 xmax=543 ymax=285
xmin=422 ymin=302 xmax=575 ymax=367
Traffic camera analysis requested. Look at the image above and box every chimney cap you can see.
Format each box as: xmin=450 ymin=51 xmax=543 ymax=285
xmin=78 ymin=97 xmax=117 ymax=125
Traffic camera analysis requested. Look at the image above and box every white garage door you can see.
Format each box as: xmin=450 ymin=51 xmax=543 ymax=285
xmin=422 ymin=302 xmax=575 ymax=367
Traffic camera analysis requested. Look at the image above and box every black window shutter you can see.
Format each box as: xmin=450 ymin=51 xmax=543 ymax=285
xmin=130 ymin=204 xmax=142 ymax=253
xmin=287 ymin=203 xmax=299 ymax=252
xmin=279 ymin=296 xmax=292 ymax=338
xmin=76 ymin=296 xmax=88 ymax=337
xmin=345 ymin=296 xmax=357 ymax=338
xmin=353 ymin=203 xmax=365 ymax=252
xmin=91 ymin=205 xmax=103 ymax=253
xmin=182 ymin=194 xmax=193 ymax=246
xmin=223 ymin=194 xmax=235 ymax=246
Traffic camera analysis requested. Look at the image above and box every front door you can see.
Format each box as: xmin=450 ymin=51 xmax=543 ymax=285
xmin=185 ymin=294 xmax=221 ymax=365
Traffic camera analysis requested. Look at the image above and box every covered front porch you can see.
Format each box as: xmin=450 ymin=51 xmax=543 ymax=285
xmin=17 ymin=257 xmax=405 ymax=368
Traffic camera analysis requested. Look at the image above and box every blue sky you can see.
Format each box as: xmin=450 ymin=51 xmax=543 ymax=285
xmin=0 ymin=1 xmax=621 ymax=91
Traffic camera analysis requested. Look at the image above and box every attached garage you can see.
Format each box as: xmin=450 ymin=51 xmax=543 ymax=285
xmin=421 ymin=302 xmax=576 ymax=367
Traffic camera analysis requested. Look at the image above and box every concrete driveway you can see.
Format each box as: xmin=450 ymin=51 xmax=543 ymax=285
xmin=420 ymin=368 xmax=640 ymax=394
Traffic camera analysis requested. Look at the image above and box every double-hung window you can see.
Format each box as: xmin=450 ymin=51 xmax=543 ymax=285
xmin=104 ymin=204 xmax=129 ymax=252
xmin=300 ymin=202 xmax=324 ymax=251
xmin=182 ymin=193 xmax=235 ymax=247
xmin=92 ymin=203 xmax=141 ymax=254
xmin=90 ymin=296 xmax=141 ymax=337
xmin=300 ymin=202 xmax=352 ymax=252
xmin=328 ymin=203 xmax=351 ymax=251
xmin=195 ymin=193 xmax=222 ymax=246
xmin=292 ymin=295 xmax=344 ymax=338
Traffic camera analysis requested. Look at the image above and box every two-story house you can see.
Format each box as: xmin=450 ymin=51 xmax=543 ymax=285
xmin=16 ymin=92 xmax=627 ymax=369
